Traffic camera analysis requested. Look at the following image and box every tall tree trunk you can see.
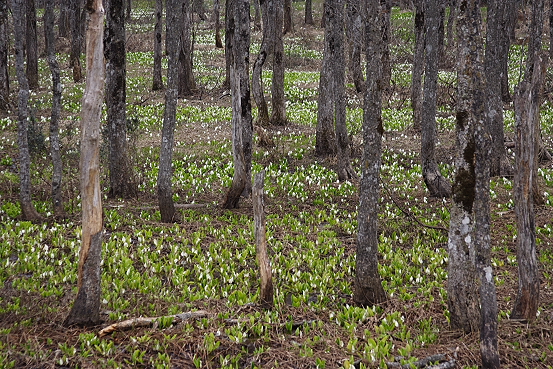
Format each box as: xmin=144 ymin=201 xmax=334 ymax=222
xmin=59 ymin=2 xmax=70 ymax=38
xmin=152 ymin=0 xmax=164 ymax=90
xmin=0 ymin=0 xmax=9 ymax=111
xmin=346 ymin=0 xmax=364 ymax=93
xmin=213 ymin=0 xmax=223 ymax=48
xmin=447 ymin=0 xmax=481 ymax=333
xmin=411 ymin=0 xmax=424 ymax=131
xmin=64 ymin=0 xmax=105 ymax=327
xmin=26 ymin=0 xmax=39 ymax=90
xmin=445 ymin=0 xmax=456 ymax=49
xmin=70 ymin=0 xmax=84 ymax=82
xmin=485 ymin=0 xmax=513 ymax=177
xmin=283 ymin=0 xmax=293 ymax=34
xmin=305 ymin=0 xmax=314 ymax=25
xmin=354 ymin=0 xmax=386 ymax=307
xmin=223 ymin=0 xmax=232 ymax=89
xmin=106 ymin=0 xmax=135 ymax=199
xmin=501 ymin=0 xmax=516 ymax=103
xmin=380 ymin=0 xmax=391 ymax=88
xmin=222 ymin=0 xmax=253 ymax=209
xmin=421 ymin=0 xmax=451 ymax=198
xmin=45 ymin=0 xmax=66 ymax=218
xmin=14 ymin=0 xmax=43 ymax=222
xmin=178 ymin=0 xmax=197 ymax=97
xmin=158 ymin=0 xmax=182 ymax=222
xmin=271 ymin=0 xmax=286 ymax=126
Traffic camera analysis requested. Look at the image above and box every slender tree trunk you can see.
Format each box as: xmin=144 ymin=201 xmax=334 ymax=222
xmin=106 ymin=0 xmax=135 ymax=199
xmin=64 ymin=0 xmax=105 ymax=327
xmin=213 ymin=0 xmax=223 ymax=48
xmin=421 ymin=0 xmax=451 ymax=198
xmin=271 ymin=0 xmax=286 ymax=126
xmin=70 ymin=0 xmax=84 ymax=82
xmin=26 ymin=0 xmax=39 ymax=90
xmin=346 ymin=0 xmax=365 ymax=93
xmin=158 ymin=0 xmax=182 ymax=222
xmin=501 ymin=0 xmax=516 ymax=103
xmin=222 ymin=0 xmax=253 ymax=209
xmin=178 ymin=0 xmax=197 ymax=97
xmin=380 ymin=0 xmax=391 ymax=88
xmin=14 ymin=0 xmax=43 ymax=222
xmin=223 ymin=0 xmax=232 ymax=89
xmin=411 ymin=0 xmax=424 ymax=131
xmin=152 ymin=0 xmax=164 ymax=90
xmin=0 ymin=0 xmax=9 ymax=111
xmin=283 ymin=0 xmax=293 ymax=34
xmin=447 ymin=0 xmax=481 ymax=333
xmin=59 ymin=2 xmax=70 ymax=38
xmin=354 ymin=0 xmax=386 ymax=307
xmin=45 ymin=0 xmax=66 ymax=218
xmin=305 ymin=0 xmax=314 ymax=25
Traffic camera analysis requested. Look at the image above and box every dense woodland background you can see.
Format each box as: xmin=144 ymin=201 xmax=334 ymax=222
xmin=1 ymin=0 xmax=553 ymax=368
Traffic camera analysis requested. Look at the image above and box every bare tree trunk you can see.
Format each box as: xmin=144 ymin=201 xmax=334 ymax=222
xmin=346 ymin=0 xmax=365 ymax=93
xmin=0 ymin=0 xmax=9 ymax=111
xmin=152 ymin=0 xmax=164 ymax=90
xmin=223 ymin=0 xmax=231 ymax=89
xmin=421 ymin=0 xmax=451 ymax=198
xmin=64 ymin=0 xmax=105 ymax=327
xmin=270 ymin=0 xmax=286 ymax=126
xmin=380 ymin=0 xmax=391 ymax=88
xmin=13 ymin=0 xmax=43 ymax=222
xmin=213 ymin=0 xmax=223 ymax=48
xmin=411 ymin=0 xmax=424 ymax=131
xmin=354 ymin=0 xmax=386 ymax=307
xmin=501 ymin=0 xmax=516 ymax=103
xmin=26 ymin=0 xmax=39 ymax=90
xmin=59 ymin=2 xmax=70 ymax=37
xmin=45 ymin=0 xmax=66 ymax=218
xmin=157 ymin=0 xmax=182 ymax=222
xmin=178 ymin=0 xmax=197 ymax=97
xmin=70 ymin=0 xmax=84 ymax=82
xmin=106 ymin=0 xmax=135 ymax=199
xmin=447 ymin=0 xmax=481 ymax=334
xmin=222 ymin=0 xmax=253 ymax=209
xmin=305 ymin=0 xmax=314 ymax=25
xmin=283 ymin=0 xmax=293 ymax=34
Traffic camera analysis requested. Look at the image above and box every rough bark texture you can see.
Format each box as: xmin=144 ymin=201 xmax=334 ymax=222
xmin=64 ymin=0 xmax=105 ymax=327
xmin=213 ymin=0 xmax=223 ymax=48
xmin=445 ymin=0 xmax=456 ymax=49
xmin=45 ymin=0 xmax=66 ymax=218
xmin=70 ymin=0 xmax=84 ymax=82
xmin=106 ymin=0 xmax=135 ymax=199
xmin=346 ymin=0 xmax=365 ymax=93
xmin=411 ymin=0 xmax=424 ymax=132
xmin=485 ymin=0 xmax=513 ymax=177
xmin=152 ymin=0 xmax=164 ymax=90
xmin=253 ymin=171 xmax=274 ymax=309
xmin=447 ymin=0 xmax=481 ymax=334
xmin=0 ymin=0 xmax=9 ymax=111
xmin=305 ymin=0 xmax=314 ymax=25
xmin=421 ymin=0 xmax=451 ymax=198
xmin=380 ymin=0 xmax=391 ymax=88
xmin=178 ymin=0 xmax=197 ymax=97
xmin=222 ymin=0 xmax=252 ymax=209
xmin=26 ymin=0 xmax=39 ymax=90
xmin=283 ymin=0 xmax=293 ymax=34
xmin=354 ymin=0 xmax=387 ymax=307
xmin=157 ymin=0 xmax=181 ymax=222
xmin=14 ymin=0 xmax=43 ymax=222
xmin=222 ymin=0 xmax=232 ymax=89
xmin=270 ymin=0 xmax=286 ymax=126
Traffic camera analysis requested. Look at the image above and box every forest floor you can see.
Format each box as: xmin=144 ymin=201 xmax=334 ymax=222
xmin=1 ymin=3 xmax=553 ymax=369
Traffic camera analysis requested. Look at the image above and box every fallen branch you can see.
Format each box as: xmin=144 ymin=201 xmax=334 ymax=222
xmin=98 ymin=310 xmax=208 ymax=337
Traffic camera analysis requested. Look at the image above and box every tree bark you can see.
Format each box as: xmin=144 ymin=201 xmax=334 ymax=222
xmin=283 ymin=0 xmax=293 ymax=34
xmin=380 ymin=0 xmax=391 ymax=88
xmin=64 ymin=0 xmax=105 ymax=327
xmin=178 ymin=0 xmax=197 ymax=97
xmin=421 ymin=0 xmax=451 ymax=198
xmin=70 ymin=0 xmax=84 ymax=82
xmin=252 ymin=0 xmax=262 ymax=31
xmin=106 ymin=0 xmax=135 ymax=199
xmin=0 ymin=0 xmax=9 ymax=111
xmin=411 ymin=0 xmax=424 ymax=132
xmin=192 ymin=0 xmax=207 ymax=21
xmin=445 ymin=0 xmax=456 ymax=50
xmin=158 ymin=0 xmax=182 ymax=222
xmin=14 ymin=0 xmax=43 ymax=222
xmin=213 ymin=0 xmax=223 ymax=48
xmin=223 ymin=0 xmax=232 ymax=89
xmin=354 ymin=0 xmax=387 ymax=307
xmin=346 ymin=0 xmax=365 ymax=93
xmin=125 ymin=0 xmax=131 ymax=20
xmin=152 ymin=0 xmax=164 ymax=90
xmin=59 ymin=1 xmax=71 ymax=38
xmin=447 ymin=0 xmax=481 ymax=333
xmin=45 ymin=0 xmax=66 ymax=218
xmin=222 ymin=0 xmax=253 ymax=209
xmin=305 ymin=0 xmax=314 ymax=25
xmin=270 ymin=0 xmax=286 ymax=126
xmin=26 ymin=0 xmax=39 ymax=90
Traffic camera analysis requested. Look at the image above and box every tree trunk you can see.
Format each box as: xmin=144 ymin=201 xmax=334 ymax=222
xmin=158 ymin=0 xmax=182 ymax=222
xmin=13 ymin=0 xmax=43 ymax=222
xmin=305 ymin=0 xmax=314 ymax=25
xmin=106 ymin=0 xmax=135 ymax=199
xmin=283 ymin=0 xmax=293 ymax=34
xmin=26 ymin=0 xmax=39 ymax=90
xmin=485 ymin=0 xmax=513 ymax=177
xmin=223 ymin=0 xmax=232 ymax=89
xmin=380 ymin=0 xmax=391 ymax=88
xmin=45 ymin=0 xmax=66 ymax=218
xmin=270 ymin=0 xmax=286 ymax=126
xmin=421 ymin=0 xmax=451 ymax=198
xmin=213 ymin=0 xmax=223 ymax=48
xmin=501 ymin=0 xmax=516 ymax=103
xmin=346 ymin=0 xmax=364 ymax=93
xmin=152 ymin=0 xmax=164 ymax=90
xmin=192 ymin=0 xmax=207 ymax=21
xmin=178 ymin=0 xmax=197 ymax=97
xmin=59 ymin=1 xmax=71 ymax=38
xmin=447 ymin=0 xmax=481 ymax=334
xmin=64 ymin=0 xmax=105 ymax=327
xmin=354 ymin=0 xmax=386 ymax=307
xmin=0 ymin=0 xmax=9 ymax=111
xmin=411 ymin=0 xmax=424 ymax=132
xmin=70 ymin=0 xmax=84 ymax=82
xmin=445 ymin=0 xmax=456 ymax=49
xmin=125 ymin=0 xmax=131 ymax=20
xmin=222 ymin=0 xmax=253 ymax=209
xmin=252 ymin=0 xmax=262 ymax=30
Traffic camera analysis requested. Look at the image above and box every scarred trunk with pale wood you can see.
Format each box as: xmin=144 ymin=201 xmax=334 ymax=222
xmin=64 ymin=0 xmax=105 ymax=327
xmin=253 ymin=171 xmax=273 ymax=309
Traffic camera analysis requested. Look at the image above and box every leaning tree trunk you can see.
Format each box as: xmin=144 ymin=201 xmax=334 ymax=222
xmin=222 ymin=0 xmax=253 ymax=209
xmin=45 ymin=0 xmax=66 ymax=218
xmin=0 ymin=0 xmax=9 ymax=111
xmin=421 ymin=0 xmax=451 ymax=198
xmin=26 ymin=0 xmax=39 ymax=90
xmin=178 ymin=0 xmax=197 ymax=97
xmin=13 ymin=0 xmax=43 ymax=222
xmin=64 ymin=0 xmax=105 ymax=327
xmin=447 ymin=0 xmax=481 ymax=334
xmin=346 ymin=0 xmax=365 ymax=93
xmin=270 ymin=0 xmax=286 ymax=126
xmin=152 ymin=0 xmax=164 ymax=90
xmin=158 ymin=0 xmax=182 ymax=222
xmin=106 ymin=0 xmax=135 ymax=199
xmin=411 ymin=0 xmax=424 ymax=132
xmin=354 ymin=0 xmax=387 ymax=307
xmin=70 ymin=0 xmax=84 ymax=82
